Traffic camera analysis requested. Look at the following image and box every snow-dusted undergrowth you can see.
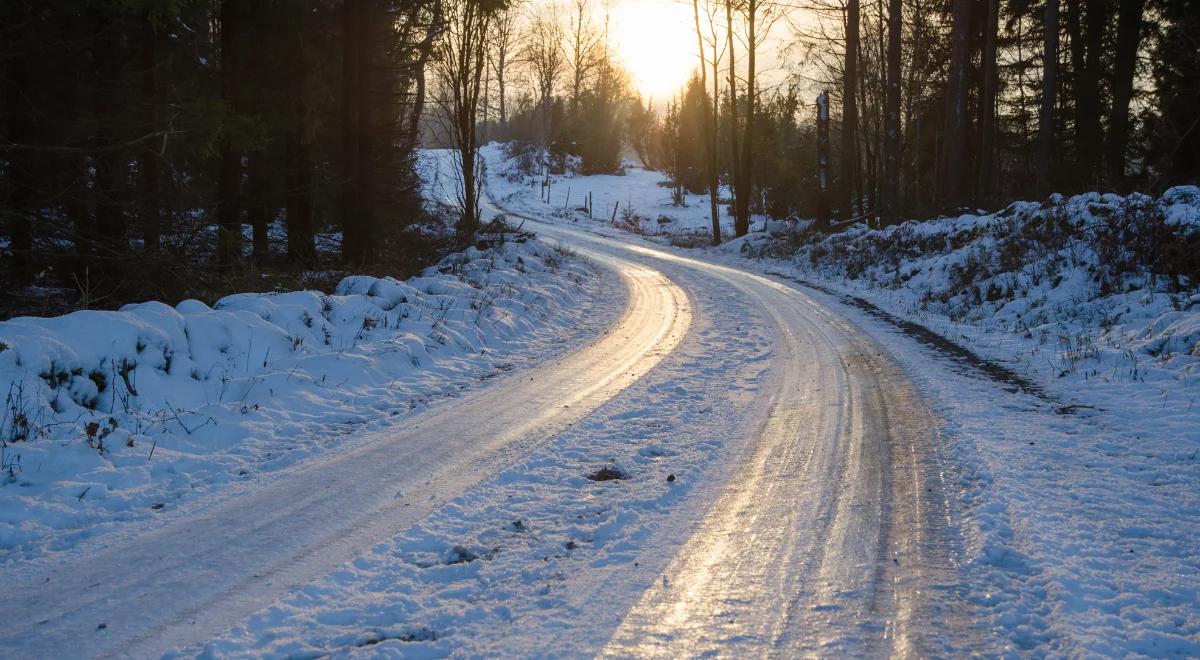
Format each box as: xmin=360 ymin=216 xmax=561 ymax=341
xmin=0 ymin=237 xmax=603 ymax=560
xmin=774 ymin=187 xmax=1200 ymax=373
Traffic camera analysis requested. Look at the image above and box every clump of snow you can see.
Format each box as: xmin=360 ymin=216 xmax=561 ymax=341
xmin=0 ymin=238 xmax=609 ymax=561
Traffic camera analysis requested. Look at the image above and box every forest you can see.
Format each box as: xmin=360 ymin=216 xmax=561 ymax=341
xmin=1 ymin=0 xmax=1197 ymax=317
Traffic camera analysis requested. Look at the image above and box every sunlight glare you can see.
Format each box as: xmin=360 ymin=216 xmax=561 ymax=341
xmin=609 ymin=0 xmax=698 ymax=102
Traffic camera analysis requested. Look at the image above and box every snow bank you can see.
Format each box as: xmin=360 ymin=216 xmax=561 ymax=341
xmin=0 ymin=238 xmax=606 ymax=560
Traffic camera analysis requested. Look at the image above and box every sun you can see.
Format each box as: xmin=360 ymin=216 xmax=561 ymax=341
xmin=609 ymin=0 xmax=699 ymax=102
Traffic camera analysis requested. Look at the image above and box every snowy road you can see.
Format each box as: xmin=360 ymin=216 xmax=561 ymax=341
xmin=2 ymin=199 xmax=980 ymax=656
xmin=0 ymin=246 xmax=690 ymax=657
xmin=517 ymin=218 xmax=980 ymax=656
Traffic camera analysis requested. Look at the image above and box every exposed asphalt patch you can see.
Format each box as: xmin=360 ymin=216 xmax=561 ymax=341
xmin=767 ymin=272 xmax=1053 ymax=402
xmin=587 ymin=466 xmax=626 ymax=481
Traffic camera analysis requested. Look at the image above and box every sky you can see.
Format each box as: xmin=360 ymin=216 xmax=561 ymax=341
xmin=607 ymin=0 xmax=699 ymax=100
xmin=533 ymin=0 xmax=797 ymax=103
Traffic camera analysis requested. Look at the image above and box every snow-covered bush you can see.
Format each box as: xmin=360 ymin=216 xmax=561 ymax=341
xmin=763 ymin=187 xmax=1200 ymax=368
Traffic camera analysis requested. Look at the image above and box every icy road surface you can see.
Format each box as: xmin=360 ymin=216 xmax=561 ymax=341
xmin=1 ymin=203 xmax=980 ymax=656
xmin=523 ymin=217 xmax=981 ymax=656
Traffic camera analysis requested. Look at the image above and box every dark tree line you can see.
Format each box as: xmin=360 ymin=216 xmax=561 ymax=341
xmin=0 ymin=0 xmax=444 ymax=317
xmin=2 ymin=0 xmax=1196 ymax=317
xmin=813 ymin=0 xmax=1198 ymax=223
xmin=643 ymin=0 xmax=1197 ymax=237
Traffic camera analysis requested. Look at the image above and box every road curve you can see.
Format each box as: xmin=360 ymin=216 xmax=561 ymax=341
xmin=510 ymin=215 xmax=979 ymax=656
xmin=0 ymin=249 xmax=690 ymax=658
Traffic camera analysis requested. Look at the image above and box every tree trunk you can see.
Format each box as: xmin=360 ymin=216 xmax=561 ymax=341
xmin=218 ymin=0 xmax=243 ymax=265
xmin=854 ymin=33 xmax=868 ymax=215
xmin=816 ymin=91 xmax=832 ymax=230
xmin=1107 ymin=0 xmax=1145 ymax=190
xmin=1078 ymin=0 xmax=1105 ymax=186
xmin=286 ymin=137 xmax=316 ymax=267
xmin=341 ymin=0 xmax=364 ymax=264
xmin=1038 ymin=0 xmax=1060 ymax=196
xmin=247 ymin=151 xmax=269 ymax=261
xmin=1064 ymin=0 xmax=1084 ymax=182
xmin=841 ymin=0 xmax=859 ymax=220
xmin=978 ymin=0 xmax=999 ymax=203
xmin=725 ymin=0 xmax=741 ymax=229
xmin=95 ymin=29 xmax=127 ymax=259
xmin=693 ymin=0 xmax=721 ymax=245
xmin=139 ymin=19 xmax=162 ymax=253
xmin=881 ymin=0 xmax=902 ymax=224
xmin=496 ymin=51 xmax=507 ymax=125
xmin=5 ymin=47 xmax=36 ymax=282
xmin=354 ymin=1 xmax=377 ymax=263
xmin=939 ymin=0 xmax=973 ymax=208
xmin=287 ymin=2 xmax=318 ymax=267
xmin=734 ymin=0 xmax=757 ymax=237
xmin=243 ymin=2 xmax=268 ymax=262
xmin=711 ymin=36 xmax=721 ymax=234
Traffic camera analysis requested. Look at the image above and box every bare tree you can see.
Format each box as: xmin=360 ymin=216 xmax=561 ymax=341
xmin=490 ymin=1 xmax=522 ymax=126
xmin=840 ymin=0 xmax=859 ymax=220
xmin=566 ymin=0 xmax=601 ymax=114
xmin=693 ymin=0 xmax=721 ymax=244
xmin=978 ymin=0 xmax=999 ymax=202
xmin=880 ymin=0 xmax=901 ymax=224
xmin=1106 ymin=0 xmax=1145 ymax=190
xmin=433 ymin=0 xmax=509 ymax=237
xmin=726 ymin=0 xmax=742 ymax=233
xmin=939 ymin=0 xmax=973 ymax=208
xmin=1037 ymin=0 xmax=1060 ymax=195
xmin=729 ymin=0 xmax=778 ymax=236
xmin=217 ymin=0 xmax=245 ymax=265
xmin=706 ymin=1 xmax=726 ymax=231
xmin=522 ymin=8 xmax=565 ymax=175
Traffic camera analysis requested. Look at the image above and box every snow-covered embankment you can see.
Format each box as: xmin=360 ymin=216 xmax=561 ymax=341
xmin=0 ymin=237 xmax=609 ymax=561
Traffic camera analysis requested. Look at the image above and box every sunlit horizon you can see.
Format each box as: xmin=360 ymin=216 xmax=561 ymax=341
xmin=608 ymin=0 xmax=699 ymax=102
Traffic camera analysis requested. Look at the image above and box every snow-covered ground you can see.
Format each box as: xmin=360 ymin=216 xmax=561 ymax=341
xmin=475 ymin=142 xmax=761 ymax=239
xmin=3 ymin=141 xmax=1196 ymax=657
xmin=0 ymin=236 xmax=611 ymax=563
xmin=481 ymin=144 xmax=1200 ymax=655
xmin=742 ymin=190 xmax=1200 ymax=655
xmin=186 ymin=248 xmax=779 ymax=658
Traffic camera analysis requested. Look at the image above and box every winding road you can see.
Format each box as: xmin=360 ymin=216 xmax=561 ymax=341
xmin=516 ymin=214 xmax=978 ymax=657
xmin=0 ymin=188 xmax=978 ymax=656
